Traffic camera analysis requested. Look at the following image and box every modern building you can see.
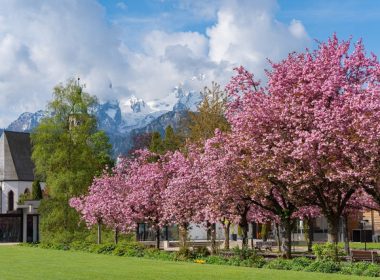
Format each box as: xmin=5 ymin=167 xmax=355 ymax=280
xmin=136 ymin=213 xmax=377 ymax=248
xmin=0 ymin=131 xmax=43 ymax=243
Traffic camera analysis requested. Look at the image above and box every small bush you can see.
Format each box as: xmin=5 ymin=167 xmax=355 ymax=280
xmin=232 ymin=246 xmax=257 ymax=260
xmin=363 ymin=264 xmax=380 ymax=277
xmin=113 ymin=242 xmax=145 ymax=257
xmin=69 ymin=241 xmax=92 ymax=251
xmin=174 ymin=247 xmax=195 ymax=261
xmin=340 ymin=262 xmax=380 ymax=277
xmin=240 ymin=259 xmax=254 ymax=267
xmin=19 ymin=242 xmax=39 ymax=248
xmin=39 ymin=242 xmax=69 ymax=250
xmin=312 ymin=243 xmax=344 ymax=261
xmin=247 ymin=254 xmax=266 ymax=268
xmin=291 ymin=257 xmax=313 ymax=271
xmin=226 ymin=256 xmax=242 ymax=266
xmin=305 ymin=260 xmax=341 ymax=273
xmin=144 ymin=248 xmax=175 ymax=261
xmin=194 ymin=246 xmax=210 ymax=258
xmin=205 ymin=255 xmax=228 ymax=265
xmin=265 ymin=258 xmax=293 ymax=270
xmin=88 ymin=243 xmax=116 ymax=254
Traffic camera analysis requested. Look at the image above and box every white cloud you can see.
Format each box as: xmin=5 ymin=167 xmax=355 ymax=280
xmin=0 ymin=0 xmax=310 ymax=127
xmin=116 ymin=2 xmax=127 ymax=10
xmin=207 ymin=0 xmax=310 ymax=78
xmin=0 ymin=0 xmax=133 ymax=126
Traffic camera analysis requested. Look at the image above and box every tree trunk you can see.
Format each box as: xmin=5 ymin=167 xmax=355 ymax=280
xmin=114 ymin=227 xmax=119 ymax=244
xmin=327 ymin=217 xmax=339 ymax=243
xmin=342 ymin=214 xmax=350 ymax=255
xmin=210 ymin=223 xmax=217 ymax=254
xmin=179 ymin=224 xmax=188 ymax=248
xmin=239 ymin=215 xmax=249 ymax=249
xmin=327 ymin=216 xmax=340 ymax=260
xmin=223 ymin=222 xmax=230 ymax=250
xmin=261 ymin=223 xmax=268 ymax=241
xmin=251 ymin=222 xmax=256 ymax=249
xmin=275 ymin=223 xmax=282 ymax=252
xmin=305 ymin=218 xmax=314 ymax=253
xmin=279 ymin=218 xmax=293 ymax=259
xmin=97 ymin=221 xmax=102 ymax=244
xmin=155 ymin=227 xmax=160 ymax=249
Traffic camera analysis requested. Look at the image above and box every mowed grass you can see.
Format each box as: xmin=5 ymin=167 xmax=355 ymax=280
xmin=0 ymin=246 xmax=371 ymax=280
xmin=343 ymin=242 xmax=380 ymax=250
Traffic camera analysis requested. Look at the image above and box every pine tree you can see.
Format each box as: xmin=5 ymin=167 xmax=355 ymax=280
xmin=149 ymin=131 xmax=164 ymax=154
xmin=32 ymin=180 xmax=43 ymax=200
xmin=163 ymin=126 xmax=181 ymax=152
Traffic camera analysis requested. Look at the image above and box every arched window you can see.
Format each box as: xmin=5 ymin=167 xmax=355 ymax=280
xmin=8 ymin=190 xmax=14 ymax=212
xmin=24 ymin=188 xmax=30 ymax=195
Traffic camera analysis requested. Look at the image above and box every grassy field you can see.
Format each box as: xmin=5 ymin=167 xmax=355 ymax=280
xmin=0 ymin=246 xmax=372 ymax=280
xmin=342 ymin=242 xmax=380 ymax=250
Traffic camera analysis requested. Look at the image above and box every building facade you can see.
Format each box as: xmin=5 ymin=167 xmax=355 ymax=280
xmin=0 ymin=131 xmax=43 ymax=243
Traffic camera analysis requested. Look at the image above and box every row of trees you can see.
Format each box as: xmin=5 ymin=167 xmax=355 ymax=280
xmin=71 ymin=35 xmax=380 ymax=258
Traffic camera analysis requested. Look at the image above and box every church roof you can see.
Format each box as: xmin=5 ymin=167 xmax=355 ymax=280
xmin=0 ymin=131 xmax=35 ymax=181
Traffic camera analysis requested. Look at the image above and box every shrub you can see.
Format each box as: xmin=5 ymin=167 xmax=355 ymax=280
xmin=226 ymin=256 xmax=242 ymax=266
xmin=69 ymin=241 xmax=92 ymax=251
xmin=265 ymin=258 xmax=293 ymax=270
xmin=232 ymin=246 xmax=257 ymax=260
xmin=340 ymin=262 xmax=380 ymax=277
xmin=205 ymin=255 xmax=228 ymax=265
xmin=89 ymin=243 xmax=116 ymax=254
xmin=113 ymin=242 xmax=145 ymax=257
xmin=240 ymin=259 xmax=254 ymax=267
xmin=19 ymin=242 xmax=39 ymax=248
xmin=291 ymin=257 xmax=313 ymax=271
xmin=251 ymin=255 xmax=266 ymax=268
xmin=363 ymin=264 xmax=380 ymax=277
xmin=194 ymin=246 xmax=210 ymax=258
xmin=174 ymin=247 xmax=195 ymax=261
xmin=144 ymin=248 xmax=175 ymax=261
xmin=305 ymin=260 xmax=341 ymax=273
xmin=312 ymin=243 xmax=344 ymax=261
xmin=38 ymin=242 xmax=69 ymax=250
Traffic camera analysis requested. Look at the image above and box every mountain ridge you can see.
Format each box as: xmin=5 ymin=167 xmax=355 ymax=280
xmin=6 ymin=87 xmax=201 ymax=156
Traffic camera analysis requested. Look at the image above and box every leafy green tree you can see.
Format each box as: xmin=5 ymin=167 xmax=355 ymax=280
xmin=31 ymin=79 xmax=112 ymax=241
xmin=32 ymin=180 xmax=43 ymax=200
xmin=163 ymin=126 xmax=181 ymax=152
xmin=149 ymin=131 xmax=164 ymax=154
xmin=187 ymin=82 xmax=230 ymax=144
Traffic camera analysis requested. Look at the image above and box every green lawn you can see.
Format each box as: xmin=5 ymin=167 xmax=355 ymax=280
xmin=0 ymin=246 xmax=371 ymax=280
xmin=342 ymin=242 xmax=380 ymax=250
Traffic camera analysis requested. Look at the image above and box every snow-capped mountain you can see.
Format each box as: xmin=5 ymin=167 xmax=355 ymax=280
xmin=5 ymin=85 xmax=202 ymax=156
xmin=7 ymin=110 xmax=48 ymax=132
xmin=118 ymin=96 xmax=169 ymax=133
xmin=147 ymin=85 xmax=202 ymax=113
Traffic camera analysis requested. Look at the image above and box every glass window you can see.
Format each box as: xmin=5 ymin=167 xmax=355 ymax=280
xmin=8 ymin=191 xmax=14 ymax=212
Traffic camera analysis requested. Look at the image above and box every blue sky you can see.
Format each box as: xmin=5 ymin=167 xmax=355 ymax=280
xmin=0 ymin=0 xmax=379 ymax=127
xmin=277 ymin=0 xmax=380 ymax=53
xmin=99 ymin=0 xmax=380 ymax=53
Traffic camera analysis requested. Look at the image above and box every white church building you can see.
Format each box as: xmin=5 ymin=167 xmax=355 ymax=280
xmin=0 ymin=131 xmax=42 ymax=243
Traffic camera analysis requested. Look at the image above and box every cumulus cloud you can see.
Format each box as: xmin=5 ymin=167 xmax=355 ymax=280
xmin=0 ymin=0 xmax=131 ymax=126
xmin=0 ymin=0 xmax=310 ymax=127
xmin=207 ymin=0 xmax=310 ymax=77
